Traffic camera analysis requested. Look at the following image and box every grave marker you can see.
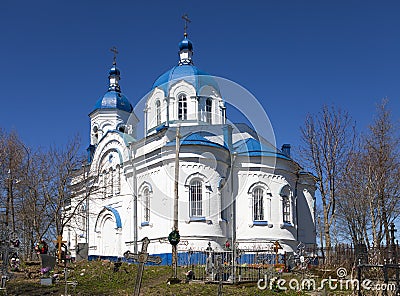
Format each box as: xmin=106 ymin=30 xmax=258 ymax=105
xmin=124 ymin=237 xmax=162 ymax=296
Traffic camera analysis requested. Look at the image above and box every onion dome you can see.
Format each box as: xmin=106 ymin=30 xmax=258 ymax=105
xmin=151 ymin=34 xmax=219 ymax=95
xmin=178 ymin=35 xmax=193 ymax=51
xmin=93 ymin=62 xmax=133 ymax=113
xmin=108 ymin=64 xmax=120 ymax=77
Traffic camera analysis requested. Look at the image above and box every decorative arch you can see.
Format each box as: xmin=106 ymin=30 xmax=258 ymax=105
xmin=99 ymin=147 xmax=124 ymax=166
xmin=94 ymin=206 xmax=122 ymax=232
xmin=279 ymin=184 xmax=292 ymax=197
xmin=247 ymin=181 xmax=271 ymax=196
xmin=100 ymin=123 xmax=112 ymax=133
xmin=185 ymin=172 xmax=210 ymax=187
xmin=169 ymin=80 xmax=196 ymax=99
xmin=138 ymin=181 xmax=153 ymax=194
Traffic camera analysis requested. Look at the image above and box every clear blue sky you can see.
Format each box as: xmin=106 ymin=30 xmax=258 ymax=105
xmin=1 ymin=0 xmax=399 ymax=155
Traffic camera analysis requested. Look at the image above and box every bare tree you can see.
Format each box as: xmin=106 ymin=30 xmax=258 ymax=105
xmin=0 ymin=131 xmax=30 ymax=233
xmin=300 ymin=105 xmax=355 ymax=250
xmin=335 ymin=99 xmax=400 ymax=249
xmin=0 ymin=131 xmax=101 ymax=260
xmin=364 ymin=99 xmax=400 ymax=247
xmin=336 ymin=149 xmax=371 ymax=246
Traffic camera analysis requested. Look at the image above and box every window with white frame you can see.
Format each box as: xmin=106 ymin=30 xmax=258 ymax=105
xmin=283 ymin=196 xmax=291 ymax=223
xmin=206 ymin=98 xmax=212 ymax=123
xmin=115 ymin=165 xmax=121 ymax=195
xmin=280 ymin=185 xmax=292 ymax=224
xmin=252 ymin=187 xmax=264 ymax=221
xmin=143 ymin=187 xmax=150 ymax=222
xmin=102 ymin=171 xmax=107 ymax=198
xmin=178 ymin=94 xmax=187 ymax=120
xmin=107 ymin=168 xmax=113 ymax=197
xmin=79 ymin=204 xmax=86 ymax=232
xmin=155 ymin=100 xmax=161 ymax=125
xmin=189 ymin=180 xmax=202 ymax=217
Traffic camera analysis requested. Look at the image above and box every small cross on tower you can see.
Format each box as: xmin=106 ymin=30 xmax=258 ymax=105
xmin=182 ymin=14 xmax=191 ymax=36
xmin=110 ymin=46 xmax=118 ymax=65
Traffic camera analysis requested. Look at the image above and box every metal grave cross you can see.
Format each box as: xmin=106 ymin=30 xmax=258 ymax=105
xmin=124 ymin=237 xmax=162 ymax=296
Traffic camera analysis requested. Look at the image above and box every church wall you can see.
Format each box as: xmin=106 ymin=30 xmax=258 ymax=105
xmin=296 ymin=180 xmax=316 ymax=246
xmin=131 ymin=138 xmax=231 ymax=254
xmin=234 ymin=160 xmax=300 ymax=252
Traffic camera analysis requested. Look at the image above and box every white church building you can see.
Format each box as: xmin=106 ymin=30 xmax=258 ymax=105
xmin=66 ymin=30 xmax=316 ymax=262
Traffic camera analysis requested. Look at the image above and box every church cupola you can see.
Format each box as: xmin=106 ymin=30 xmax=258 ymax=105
xmin=178 ymin=15 xmax=194 ymax=65
xmin=147 ymin=15 xmax=225 ymax=135
xmin=178 ymin=34 xmax=194 ymax=65
xmin=93 ymin=47 xmax=133 ymax=113
xmin=108 ymin=47 xmax=121 ymax=92
xmin=89 ymin=47 xmax=139 ymax=146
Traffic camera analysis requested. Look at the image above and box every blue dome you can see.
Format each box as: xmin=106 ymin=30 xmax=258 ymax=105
xmin=152 ymin=65 xmax=220 ymax=94
xmin=179 ymin=36 xmax=193 ymax=51
xmin=166 ymin=131 xmax=227 ymax=150
xmin=109 ymin=65 xmax=120 ymax=76
xmin=233 ymin=138 xmax=291 ymax=160
xmin=94 ymin=90 xmax=133 ymax=113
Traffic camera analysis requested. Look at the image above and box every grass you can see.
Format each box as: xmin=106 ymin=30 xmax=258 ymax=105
xmin=0 ymin=260 xmax=351 ymax=295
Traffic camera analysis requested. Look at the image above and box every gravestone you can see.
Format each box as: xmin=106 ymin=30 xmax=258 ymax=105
xmin=355 ymin=243 xmax=368 ymax=264
xmin=40 ymin=254 xmax=56 ymax=285
xmin=76 ymin=243 xmax=88 ymax=261
xmin=124 ymin=237 xmax=162 ymax=296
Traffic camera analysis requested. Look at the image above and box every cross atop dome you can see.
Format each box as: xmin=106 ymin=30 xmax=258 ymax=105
xmin=182 ymin=14 xmax=191 ymax=37
xmin=179 ymin=14 xmax=194 ymax=66
xmin=108 ymin=46 xmax=121 ymax=92
xmin=110 ymin=46 xmax=118 ymax=65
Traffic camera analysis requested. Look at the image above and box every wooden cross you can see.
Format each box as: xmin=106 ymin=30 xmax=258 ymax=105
xmin=273 ymin=241 xmax=282 ymax=265
xmin=182 ymin=14 xmax=191 ymax=36
xmin=54 ymin=235 xmax=67 ymax=262
xmin=110 ymin=46 xmax=118 ymax=65
xmin=123 ymin=237 xmax=162 ymax=296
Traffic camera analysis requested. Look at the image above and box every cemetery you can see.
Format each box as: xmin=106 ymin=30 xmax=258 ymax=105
xmin=0 ymin=231 xmax=399 ymax=295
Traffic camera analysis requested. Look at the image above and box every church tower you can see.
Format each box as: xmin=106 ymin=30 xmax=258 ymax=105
xmin=88 ymin=49 xmax=138 ymax=160
xmin=145 ymin=30 xmax=226 ymax=135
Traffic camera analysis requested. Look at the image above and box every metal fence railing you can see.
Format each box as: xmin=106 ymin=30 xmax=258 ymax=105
xmin=180 ymin=249 xmax=285 ymax=283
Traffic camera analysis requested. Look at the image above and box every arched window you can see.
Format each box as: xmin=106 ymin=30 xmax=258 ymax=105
xmin=280 ymin=185 xmax=292 ymax=224
xmin=115 ymin=165 xmax=121 ymax=195
xmin=282 ymin=196 xmax=291 ymax=223
xmin=178 ymin=94 xmax=187 ymax=120
xmin=107 ymin=168 xmax=113 ymax=197
xmin=79 ymin=205 xmax=86 ymax=232
xmin=143 ymin=188 xmax=150 ymax=222
xmin=189 ymin=180 xmax=202 ymax=217
xmin=102 ymin=171 xmax=107 ymax=198
xmin=252 ymin=187 xmax=264 ymax=221
xmin=206 ymin=98 xmax=212 ymax=123
xmin=155 ymin=100 xmax=161 ymax=125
